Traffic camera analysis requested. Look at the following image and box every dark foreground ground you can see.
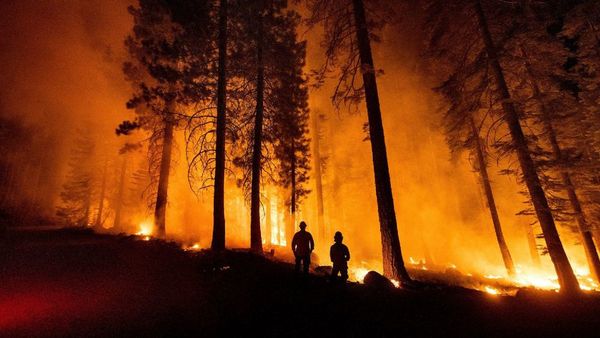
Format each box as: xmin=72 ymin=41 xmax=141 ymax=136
xmin=1 ymin=228 xmax=600 ymax=337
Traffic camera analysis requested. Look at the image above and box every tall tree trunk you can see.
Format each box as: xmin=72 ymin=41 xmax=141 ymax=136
xmin=312 ymin=111 xmax=326 ymax=243
xmin=524 ymin=220 xmax=542 ymax=267
xmin=470 ymin=117 xmax=516 ymax=276
xmin=351 ymin=0 xmax=410 ymax=283
xmin=475 ymin=0 xmax=579 ymax=293
xmin=94 ymin=159 xmax=108 ymax=228
xmin=250 ymin=5 xmax=265 ymax=253
xmin=154 ymin=114 xmax=175 ymax=239
xmin=521 ymin=48 xmax=600 ymax=282
xmin=212 ymin=0 xmax=228 ymax=251
xmin=113 ymin=157 xmax=127 ymax=231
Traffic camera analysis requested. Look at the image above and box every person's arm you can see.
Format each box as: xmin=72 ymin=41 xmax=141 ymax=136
xmin=345 ymin=246 xmax=350 ymax=261
xmin=309 ymin=233 xmax=314 ymax=251
xmin=291 ymin=234 xmax=297 ymax=253
xmin=330 ymin=246 xmax=334 ymax=263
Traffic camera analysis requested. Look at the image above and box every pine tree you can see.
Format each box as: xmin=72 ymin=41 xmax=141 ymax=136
xmin=477 ymin=0 xmax=579 ymax=293
xmin=304 ymin=0 xmax=411 ymax=283
xmin=56 ymin=128 xmax=96 ymax=227
xmin=562 ymin=1 xmax=600 ymax=245
xmin=230 ymin=0 xmax=309 ymax=252
xmin=271 ymin=25 xmax=311 ymax=246
xmin=212 ymin=0 xmax=229 ymax=251
xmin=423 ymin=0 xmax=580 ymax=293
xmin=120 ymin=0 xmax=212 ymax=238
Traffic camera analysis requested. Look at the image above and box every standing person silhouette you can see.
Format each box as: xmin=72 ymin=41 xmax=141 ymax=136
xmin=292 ymin=221 xmax=314 ymax=274
xmin=330 ymin=231 xmax=350 ymax=282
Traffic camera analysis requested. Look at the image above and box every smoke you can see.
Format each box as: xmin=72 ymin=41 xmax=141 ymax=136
xmin=0 ymin=0 xmax=134 ymax=216
xmin=299 ymin=4 xmax=589 ymax=278
xmin=0 ymin=1 xmax=589 ymax=280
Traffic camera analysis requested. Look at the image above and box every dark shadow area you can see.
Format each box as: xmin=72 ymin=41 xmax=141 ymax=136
xmin=2 ymin=228 xmax=600 ymax=337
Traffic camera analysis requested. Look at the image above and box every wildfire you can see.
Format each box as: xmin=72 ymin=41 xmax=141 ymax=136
xmin=135 ymin=220 xmax=153 ymax=240
xmin=183 ymin=243 xmax=202 ymax=252
xmin=351 ymin=267 xmax=370 ymax=282
xmin=484 ymin=286 xmax=499 ymax=295
xmin=349 ymin=257 xmax=599 ymax=294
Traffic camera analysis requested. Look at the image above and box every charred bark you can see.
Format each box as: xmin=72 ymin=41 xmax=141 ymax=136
xmin=154 ymin=113 xmax=174 ymax=239
xmin=474 ymin=0 xmax=579 ymax=293
xmin=250 ymin=5 xmax=265 ymax=253
xmin=470 ymin=117 xmax=516 ymax=276
xmin=351 ymin=0 xmax=410 ymax=283
xmin=212 ymin=0 xmax=228 ymax=251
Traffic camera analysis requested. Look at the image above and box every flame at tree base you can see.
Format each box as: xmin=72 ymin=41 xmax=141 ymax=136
xmin=348 ymin=257 xmax=599 ymax=295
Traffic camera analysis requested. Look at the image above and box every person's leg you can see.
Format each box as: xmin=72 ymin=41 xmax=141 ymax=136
xmin=303 ymin=255 xmax=311 ymax=274
xmin=295 ymin=256 xmax=301 ymax=273
xmin=330 ymin=266 xmax=339 ymax=282
xmin=341 ymin=267 xmax=348 ymax=282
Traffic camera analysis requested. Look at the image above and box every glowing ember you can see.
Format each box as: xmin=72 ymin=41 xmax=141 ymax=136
xmin=390 ymin=279 xmax=400 ymax=288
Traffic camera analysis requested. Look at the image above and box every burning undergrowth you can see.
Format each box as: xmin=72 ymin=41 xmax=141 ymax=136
xmin=122 ymin=218 xmax=600 ymax=296
xmin=348 ymin=258 xmax=600 ymax=296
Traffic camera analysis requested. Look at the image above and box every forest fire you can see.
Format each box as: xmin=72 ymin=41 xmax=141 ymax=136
xmin=3 ymin=0 xmax=600 ymax=335
xmin=182 ymin=243 xmax=202 ymax=252
xmin=348 ymin=257 xmax=600 ymax=295
xmin=135 ymin=221 xmax=153 ymax=241
xmin=484 ymin=286 xmax=500 ymax=295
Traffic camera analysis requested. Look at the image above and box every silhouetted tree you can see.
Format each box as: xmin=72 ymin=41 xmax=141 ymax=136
xmin=271 ymin=31 xmax=311 ymax=246
xmin=120 ymin=0 xmax=212 ymax=238
xmin=231 ymin=1 xmax=308 ymax=252
xmin=562 ymin=1 xmax=600 ymax=245
xmin=304 ymin=0 xmax=411 ymax=283
xmin=430 ymin=23 xmax=516 ymax=276
xmin=212 ymin=0 xmax=228 ymax=250
xmin=423 ymin=0 xmax=580 ymax=293
xmin=56 ymin=128 xmax=96 ymax=227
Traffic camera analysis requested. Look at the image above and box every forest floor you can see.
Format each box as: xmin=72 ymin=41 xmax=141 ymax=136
xmin=1 ymin=227 xmax=600 ymax=337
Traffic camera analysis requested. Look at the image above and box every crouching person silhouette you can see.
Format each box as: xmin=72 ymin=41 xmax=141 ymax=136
xmin=330 ymin=231 xmax=350 ymax=282
xmin=292 ymin=221 xmax=314 ymax=274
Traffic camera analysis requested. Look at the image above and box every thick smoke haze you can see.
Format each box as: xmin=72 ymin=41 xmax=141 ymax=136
xmin=0 ymin=0 xmax=590 ymax=279
xmin=0 ymin=0 xmax=133 ymax=216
